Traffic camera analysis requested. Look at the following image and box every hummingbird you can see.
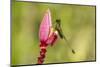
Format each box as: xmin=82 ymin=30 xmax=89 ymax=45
xmin=54 ymin=19 xmax=75 ymax=54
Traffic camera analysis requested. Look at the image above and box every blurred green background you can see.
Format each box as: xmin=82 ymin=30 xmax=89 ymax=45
xmin=12 ymin=1 xmax=96 ymax=65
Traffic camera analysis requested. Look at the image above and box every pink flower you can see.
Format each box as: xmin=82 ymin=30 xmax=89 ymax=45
xmin=38 ymin=9 xmax=58 ymax=64
xmin=39 ymin=9 xmax=52 ymax=42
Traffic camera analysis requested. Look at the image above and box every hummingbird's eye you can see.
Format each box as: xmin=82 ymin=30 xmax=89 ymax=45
xmin=56 ymin=19 xmax=61 ymax=22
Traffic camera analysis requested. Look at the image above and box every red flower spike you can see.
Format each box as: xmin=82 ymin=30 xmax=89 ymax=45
xmin=50 ymin=32 xmax=58 ymax=46
xmin=38 ymin=8 xmax=58 ymax=64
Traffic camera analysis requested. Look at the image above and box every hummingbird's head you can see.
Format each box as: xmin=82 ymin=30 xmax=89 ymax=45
xmin=56 ymin=19 xmax=61 ymax=26
xmin=56 ymin=19 xmax=61 ymax=22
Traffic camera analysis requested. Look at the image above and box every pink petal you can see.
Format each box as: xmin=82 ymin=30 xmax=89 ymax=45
xmin=39 ymin=9 xmax=52 ymax=41
xmin=46 ymin=32 xmax=58 ymax=46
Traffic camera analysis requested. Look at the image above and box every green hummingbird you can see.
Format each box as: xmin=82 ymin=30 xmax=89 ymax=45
xmin=54 ymin=19 xmax=75 ymax=54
